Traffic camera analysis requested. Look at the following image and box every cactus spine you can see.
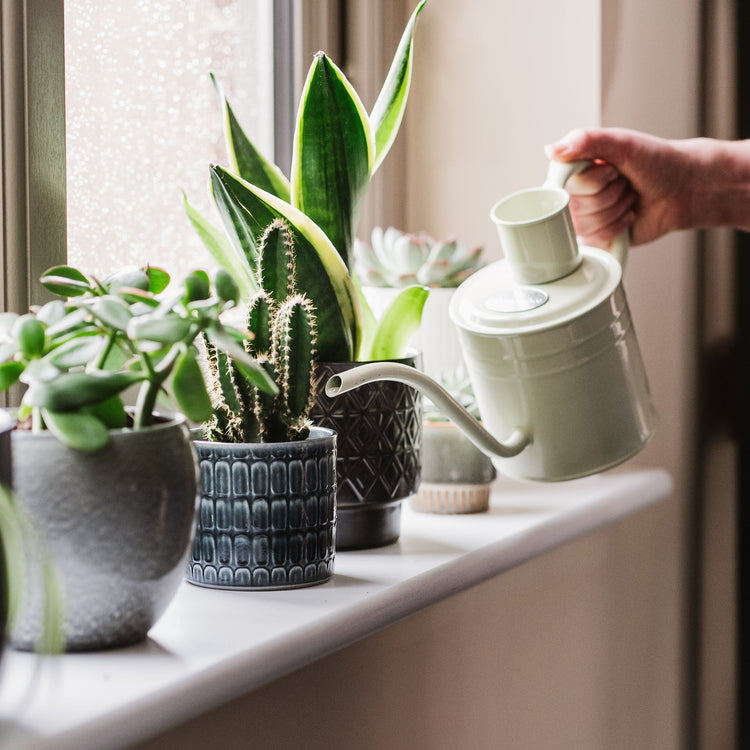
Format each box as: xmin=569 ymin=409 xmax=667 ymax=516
xmin=205 ymin=219 xmax=317 ymax=442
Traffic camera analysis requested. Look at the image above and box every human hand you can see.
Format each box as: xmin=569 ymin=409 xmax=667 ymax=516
xmin=545 ymin=127 xmax=698 ymax=247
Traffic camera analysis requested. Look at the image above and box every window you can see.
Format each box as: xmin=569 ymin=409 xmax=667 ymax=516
xmin=63 ymin=0 xmax=274 ymax=281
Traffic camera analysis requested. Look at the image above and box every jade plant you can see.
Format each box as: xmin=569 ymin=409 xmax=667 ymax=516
xmin=0 ymin=264 xmax=276 ymax=451
xmin=185 ymin=0 xmax=429 ymax=363
xmin=204 ymin=220 xmax=317 ymax=443
xmin=355 ymin=227 xmax=485 ymax=288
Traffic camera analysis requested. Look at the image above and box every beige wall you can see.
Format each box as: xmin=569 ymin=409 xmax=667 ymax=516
xmin=402 ymin=0 xmax=708 ymax=747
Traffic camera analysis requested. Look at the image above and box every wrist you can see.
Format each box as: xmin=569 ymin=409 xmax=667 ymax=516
xmin=683 ymin=138 xmax=750 ymax=232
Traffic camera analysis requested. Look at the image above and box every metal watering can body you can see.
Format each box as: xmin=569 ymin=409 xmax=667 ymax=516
xmin=326 ymin=162 xmax=658 ymax=482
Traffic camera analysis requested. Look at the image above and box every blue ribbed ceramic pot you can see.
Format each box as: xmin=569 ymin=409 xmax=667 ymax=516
xmin=187 ymin=427 xmax=337 ymax=590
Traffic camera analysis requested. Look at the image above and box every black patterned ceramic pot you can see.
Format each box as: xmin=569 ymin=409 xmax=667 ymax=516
xmin=10 ymin=412 xmax=199 ymax=652
xmin=310 ymin=354 xmax=422 ymax=550
xmin=187 ymin=427 xmax=337 ymax=590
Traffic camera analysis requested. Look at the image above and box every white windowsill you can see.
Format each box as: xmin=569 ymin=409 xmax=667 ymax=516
xmin=0 ymin=468 xmax=672 ymax=750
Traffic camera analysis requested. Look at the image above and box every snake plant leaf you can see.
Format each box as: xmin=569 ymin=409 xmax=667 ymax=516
xmin=353 ymin=274 xmax=377 ymax=361
xmin=369 ymin=0 xmax=426 ymax=173
xmin=183 ymin=194 xmax=257 ymax=300
xmin=211 ymin=73 xmax=291 ymax=202
xmin=291 ymin=53 xmax=374 ymax=272
xmin=211 ymin=166 xmax=361 ymax=362
xmin=41 ymin=408 xmax=111 ymax=451
xmin=364 ymin=285 xmax=429 ymax=361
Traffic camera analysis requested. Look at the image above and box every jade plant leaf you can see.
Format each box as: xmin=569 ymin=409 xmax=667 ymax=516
xmin=39 ymin=266 xmax=93 ymax=297
xmin=370 ymin=0 xmax=427 ymax=173
xmin=210 ymin=166 xmax=361 ymax=362
xmin=171 ymin=348 xmax=214 ymax=423
xmin=291 ymin=53 xmax=374 ymax=272
xmin=364 ymin=285 xmax=429 ymax=361
xmin=25 ymin=371 xmax=145 ymax=412
xmin=41 ymin=409 xmax=111 ymax=452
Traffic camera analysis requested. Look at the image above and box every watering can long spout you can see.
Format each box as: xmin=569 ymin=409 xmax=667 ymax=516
xmin=325 ymin=363 xmax=531 ymax=459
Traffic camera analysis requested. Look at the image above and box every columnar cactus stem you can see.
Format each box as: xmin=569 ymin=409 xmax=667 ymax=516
xmin=205 ymin=219 xmax=318 ymax=442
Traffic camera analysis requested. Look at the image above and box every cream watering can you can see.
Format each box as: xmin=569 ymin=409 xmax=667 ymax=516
xmin=325 ymin=161 xmax=658 ymax=482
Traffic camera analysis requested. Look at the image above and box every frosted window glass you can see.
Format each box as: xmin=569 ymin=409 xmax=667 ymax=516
xmin=64 ymin=0 xmax=274 ymax=281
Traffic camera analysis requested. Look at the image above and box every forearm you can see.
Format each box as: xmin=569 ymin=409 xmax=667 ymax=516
xmin=678 ymin=137 xmax=750 ymax=233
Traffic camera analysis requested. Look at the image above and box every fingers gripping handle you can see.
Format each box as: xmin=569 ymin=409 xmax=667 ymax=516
xmin=544 ymin=159 xmax=629 ymax=270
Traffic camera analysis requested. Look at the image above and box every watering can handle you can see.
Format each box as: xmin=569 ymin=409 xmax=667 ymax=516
xmin=544 ymin=159 xmax=629 ymax=270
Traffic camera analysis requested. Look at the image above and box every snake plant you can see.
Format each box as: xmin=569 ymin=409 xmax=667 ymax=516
xmin=204 ymin=220 xmax=317 ymax=442
xmin=186 ymin=0 xmax=429 ymax=362
xmin=0 ymin=265 xmax=276 ymax=451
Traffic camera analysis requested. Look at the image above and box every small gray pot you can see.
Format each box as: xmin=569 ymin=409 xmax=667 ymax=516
xmin=10 ymin=413 xmax=199 ymax=652
xmin=187 ymin=427 xmax=337 ymax=590
xmin=413 ymin=421 xmax=496 ymax=514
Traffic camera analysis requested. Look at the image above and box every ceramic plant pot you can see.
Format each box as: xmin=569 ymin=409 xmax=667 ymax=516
xmin=10 ymin=412 xmax=199 ymax=652
xmin=0 ymin=410 xmax=14 ymax=661
xmin=187 ymin=427 xmax=337 ymax=590
xmin=413 ymin=421 xmax=496 ymax=514
xmin=311 ymin=354 xmax=422 ymax=550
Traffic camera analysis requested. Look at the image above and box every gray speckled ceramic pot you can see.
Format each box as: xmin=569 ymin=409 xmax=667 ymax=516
xmin=0 ymin=410 xmax=15 ymax=661
xmin=9 ymin=412 xmax=199 ymax=652
xmin=187 ymin=427 xmax=337 ymax=590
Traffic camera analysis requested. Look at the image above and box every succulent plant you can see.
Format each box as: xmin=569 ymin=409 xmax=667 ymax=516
xmin=204 ymin=220 xmax=317 ymax=443
xmin=0 ymin=264 xmax=276 ymax=451
xmin=354 ymin=226 xmax=484 ymax=288
xmin=185 ymin=1 xmax=429 ymax=362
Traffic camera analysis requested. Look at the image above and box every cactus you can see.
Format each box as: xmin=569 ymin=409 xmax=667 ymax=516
xmin=205 ymin=220 xmax=318 ymax=443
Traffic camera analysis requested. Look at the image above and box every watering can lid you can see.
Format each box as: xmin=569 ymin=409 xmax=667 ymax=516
xmin=449 ymin=246 xmax=622 ymax=336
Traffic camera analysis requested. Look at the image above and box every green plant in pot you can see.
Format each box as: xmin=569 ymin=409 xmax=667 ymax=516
xmin=354 ymin=226 xmax=485 ymax=381
xmin=185 ymin=1 xmax=429 ymax=549
xmin=189 ymin=220 xmax=337 ymax=590
xmin=0 ymin=264 xmax=275 ymax=651
xmin=414 ymin=370 xmax=497 ymax=515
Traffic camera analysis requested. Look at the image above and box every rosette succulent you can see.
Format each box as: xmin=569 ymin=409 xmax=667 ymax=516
xmin=185 ymin=1 xmax=429 ymax=363
xmin=355 ymin=227 xmax=484 ymax=288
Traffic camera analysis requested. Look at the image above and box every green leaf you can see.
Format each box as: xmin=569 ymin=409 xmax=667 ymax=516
xmin=128 ymin=315 xmax=193 ymax=344
xmin=13 ymin=315 xmax=47 ymax=359
xmin=211 ymin=166 xmax=361 ymax=362
xmin=171 ymin=348 xmax=213 ymax=422
xmin=183 ymin=193 xmax=256 ymax=300
xmin=146 ymin=266 xmax=171 ymax=294
xmin=104 ymin=266 xmax=150 ymax=293
xmin=40 ymin=265 xmax=93 ymax=297
xmin=369 ymin=0 xmax=426 ymax=173
xmin=84 ymin=393 xmax=128 ymax=429
xmin=25 ymin=370 xmax=145 ymax=411
xmin=352 ymin=275 xmax=376 ymax=361
xmin=0 ymin=361 xmax=24 ymax=390
xmin=45 ymin=333 xmax=106 ymax=368
xmin=207 ymin=322 xmax=278 ymax=395
xmin=41 ymin=409 xmax=110 ymax=451
xmin=211 ymin=73 xmax=291 ymax=202
xmin=365 ymin=285 xmax=429 ymax=360
xmin=88 ymin=296 xmax=132 ymax=331
xmin=291 ymin=53 xmax=374 ymax=271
